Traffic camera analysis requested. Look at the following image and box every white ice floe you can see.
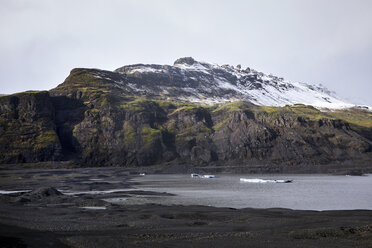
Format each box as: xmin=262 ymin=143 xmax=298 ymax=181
xmin=202 ymin=175 xmax=216 ymax=178
xmin=79 ymin=206 xmax=107 ymax=210
xmin=240 ymin=178 xmax=293 ymax=183
xmin=191 ymin=174 xmax=216 ymax=178
xmin=240 ymin=178 xmax=270 ymax=183
xmin=0 ymin=190 xmax=31 ymax=194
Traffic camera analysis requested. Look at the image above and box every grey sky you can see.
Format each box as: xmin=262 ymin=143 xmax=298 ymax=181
xmin=1 ymin=0 xmax=371 ymax=105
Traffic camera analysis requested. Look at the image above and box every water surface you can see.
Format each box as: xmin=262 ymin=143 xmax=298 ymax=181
xmin=112 ymin=174 xmax=372 ymax=210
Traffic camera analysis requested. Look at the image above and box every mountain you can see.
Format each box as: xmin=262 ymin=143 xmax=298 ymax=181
xmin=0 ymin=58 xmax=371 ymax=169
xmin=51 ymin=56 xmax=368 ymax=110
xmin=114 ymin=57 xmax=363 ymax=109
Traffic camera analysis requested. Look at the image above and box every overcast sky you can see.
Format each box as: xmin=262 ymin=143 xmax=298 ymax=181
xmin=1 ymin=0 xmax=371 ymax=104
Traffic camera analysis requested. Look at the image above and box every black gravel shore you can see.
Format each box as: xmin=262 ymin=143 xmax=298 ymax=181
xmin=1 ymin=168 xmax=372 ymax=248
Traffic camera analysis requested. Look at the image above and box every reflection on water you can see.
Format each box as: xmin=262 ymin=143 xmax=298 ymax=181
xmin=115 ymin=174 xmax=372 ymax=210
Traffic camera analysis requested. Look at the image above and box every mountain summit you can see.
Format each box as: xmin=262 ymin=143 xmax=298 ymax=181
xmin=112 ymin=57 xmax=355 ymax=109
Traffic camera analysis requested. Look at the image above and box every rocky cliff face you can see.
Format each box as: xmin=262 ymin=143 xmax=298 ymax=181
xmin=0 ymin=91 xmax=61 ymax=163
xmin=1 ymin=63 xmax=372 ymax=167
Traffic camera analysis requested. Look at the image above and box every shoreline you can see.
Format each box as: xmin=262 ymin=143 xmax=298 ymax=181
xmin=1 ymin=161 xmax=372 ymax=175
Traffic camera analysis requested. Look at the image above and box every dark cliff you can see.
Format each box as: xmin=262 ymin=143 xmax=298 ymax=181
xmin=0 ymin=91 xmax=62 ymax=163
xmin=1 ymin=68 xmax=371 ymax=167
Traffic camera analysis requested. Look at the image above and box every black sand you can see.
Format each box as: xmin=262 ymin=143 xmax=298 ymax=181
xmin=1 ymin=168 xmax=372 ymax=248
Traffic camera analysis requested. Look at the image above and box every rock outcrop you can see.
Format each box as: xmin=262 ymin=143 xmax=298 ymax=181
xmin=0 ymin=91 xmax=61 ymax=163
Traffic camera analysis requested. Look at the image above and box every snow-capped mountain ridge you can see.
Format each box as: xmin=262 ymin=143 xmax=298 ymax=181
xmin=113 ymin=57 xmax=360 ymax=109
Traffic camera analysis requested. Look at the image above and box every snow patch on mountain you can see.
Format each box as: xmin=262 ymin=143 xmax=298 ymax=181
xmin=114 ymin=57 xmax=366 ymax=110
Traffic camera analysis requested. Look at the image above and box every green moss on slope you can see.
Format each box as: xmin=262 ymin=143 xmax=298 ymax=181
xmin=123 ymin=122 xmax=136 ymax=147
xmin=120 ymin=99 xmax=156 ymax=112
xmin=325 ymin=108 xmax=372 ymax=128
xmin=141 ymin=126 xmax=161 ymax=146
xmin=254 ymin=104 xmax=323 ymax=120
xmin=212 ymin=101 xmax=250 ymax=114
xmin=35 ymin=130 xmax=59 ymax=149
